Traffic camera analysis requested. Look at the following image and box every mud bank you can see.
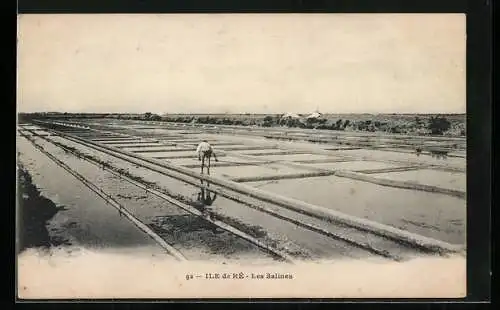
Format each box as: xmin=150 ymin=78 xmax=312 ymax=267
xmin=17 ymin=164 xmax=65 ymax=253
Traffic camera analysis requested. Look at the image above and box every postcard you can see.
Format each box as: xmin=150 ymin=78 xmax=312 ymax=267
xmin=16 ymin=13 xmax=466 ymax=299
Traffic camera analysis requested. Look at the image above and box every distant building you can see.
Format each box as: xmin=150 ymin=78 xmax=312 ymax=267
xmin=306 ymin=112 xmax=323 ymax=119
xmin=281 ymin=112 xmax=300 ymax=119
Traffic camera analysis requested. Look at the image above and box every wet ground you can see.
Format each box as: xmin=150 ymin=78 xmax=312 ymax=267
xmin=17 ymin=140 xmax=168 ymax=257
xmin=17 ymin=135 xmax=277 ymax=263
xmin=372 ymin=169 xmax=466 ymax=192
xmin=300 ymin=161 xmax=401 ymax=171
xmin=17 ymin=121 xmax=467 ymax=262
xmin=20 ymin=131 xmax=420 ymax=261
xmin=331 ymin=149 xmax=465 ymax=170
xmin=248 ymin=176 xmax=465 ymax=244
xmin=17 ymin=164 xmax=64 ymax=252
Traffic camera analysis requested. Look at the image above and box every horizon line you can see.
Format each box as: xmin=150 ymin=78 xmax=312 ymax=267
xmin=17 ymin=111 xmax=466 ymax=115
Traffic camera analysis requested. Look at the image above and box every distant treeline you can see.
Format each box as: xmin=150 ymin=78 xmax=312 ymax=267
xmin=18 ymin=112 xmax=466 ymax=136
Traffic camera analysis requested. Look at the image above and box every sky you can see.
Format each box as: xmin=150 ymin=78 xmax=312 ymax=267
xmin=17 ymin=14 xmax=466 ymax=114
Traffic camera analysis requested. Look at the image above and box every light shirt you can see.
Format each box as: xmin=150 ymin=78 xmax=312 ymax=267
xmin=196 ymin=142 xmax=212 ymax=154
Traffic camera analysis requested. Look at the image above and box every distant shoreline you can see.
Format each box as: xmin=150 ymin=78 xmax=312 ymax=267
xmin=17 ymin=112 xmax=466 ymax=116
xmin=17 ymin=112 xmax=466 ymax=137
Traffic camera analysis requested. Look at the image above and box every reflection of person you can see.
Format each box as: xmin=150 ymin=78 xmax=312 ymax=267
xmin=430 ymin=150 xmax=448 ymax=160
xmin=197 ymin=186 xmax=217 ymax=206
xmin=196 ymin=140 xmax=218 ymax=174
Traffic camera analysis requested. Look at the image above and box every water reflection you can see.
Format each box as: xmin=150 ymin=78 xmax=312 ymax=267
xmin=197 ymin=182 xmax=217 ymax=207
xmin=414 ymin=148 xmax=449 ymax=160
xmin=193 ymin=181 xmax=217 ymax=220
xmin=430 ymin=151 xmax=448 ymax=160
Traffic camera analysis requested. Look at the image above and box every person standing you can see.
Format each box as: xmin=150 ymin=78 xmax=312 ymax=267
xmin=196 ymin=140 xmax=218 ymax=174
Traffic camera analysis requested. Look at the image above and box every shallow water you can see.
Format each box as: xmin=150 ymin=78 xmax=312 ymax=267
xmin=121 ymin=146 xmax=188 ymax=153
xmin=40 ymin=135 xmax=401 ymax=260
xmin=95 ymin=138 xmax=145 ymax=143
xmin=109 ymin=143 xmax=164 ymax=148
xmin=138 ymin=150 xmax=197 ymax=158
xmin=33 ymin=132 xmax=465 ymax=257
xmin=209 ymin=144 xmax=254 ymax=149
xmin=188 ymin=164 xmax=310 ymax=179
xmin=331 ymin=149 xmax=466 ymax=169
xmin=17 ymin=137 xmax=167 ymax=254
xmin=19 ymin=136 xmax=273 ymax=262
xmin=302 ymin=161 xmax=401 ymax=171
xmin=248 ymin=176 xmax=466 ymax=245
xmin=256 ymin=153 xmax=334 ymax=162
xmin=373 ymin=169 xmax=466 ymax=192
xmin=164 ymin=156 xmax=265 ymax=167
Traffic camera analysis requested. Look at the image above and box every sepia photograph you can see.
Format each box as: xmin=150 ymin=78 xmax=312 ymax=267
xmin=16 ymin=13 xmax=467 ymax=299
